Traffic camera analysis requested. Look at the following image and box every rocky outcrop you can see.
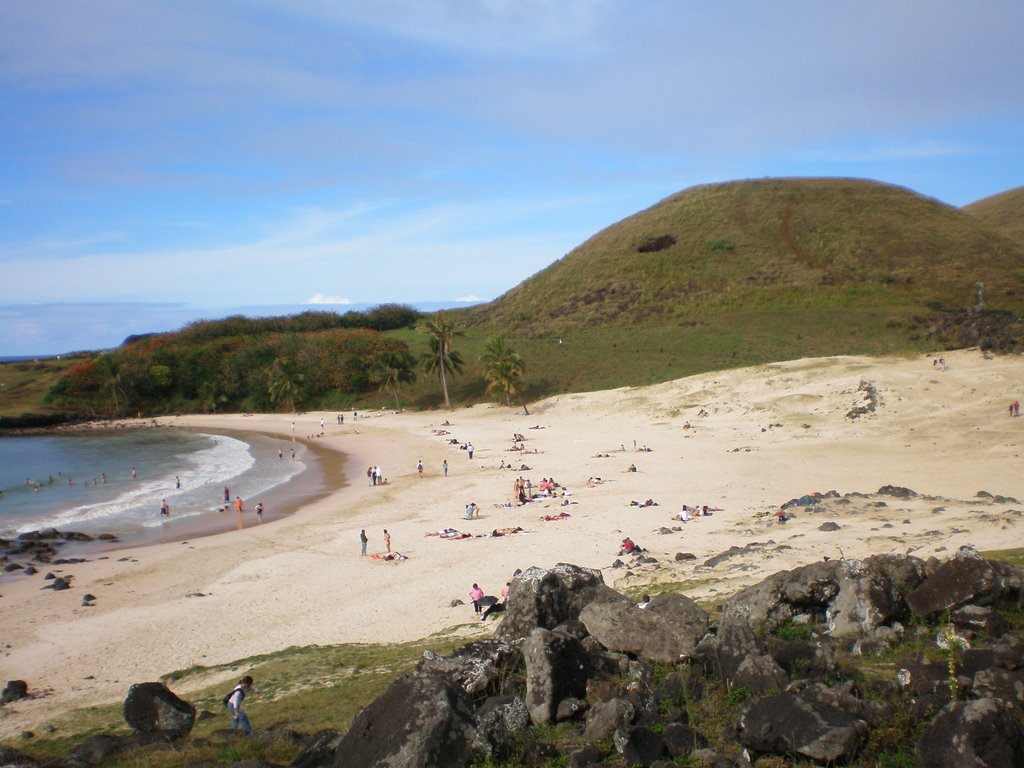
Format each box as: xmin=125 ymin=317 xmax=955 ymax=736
xmin=16 ymin=552 xmax=1024 ymax=767
xmin=494 ymin=563 xmax=624 ymax=642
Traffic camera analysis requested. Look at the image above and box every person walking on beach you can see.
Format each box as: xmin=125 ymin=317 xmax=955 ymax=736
xmin=131 ymin=467 xmax=137 ymax=480
xmin=360 ymin=529 xmax=368 ymax=556
xmin=235 ymin=496 xmax=244 ymax=514
xmin=466 ymin=442 xmax=474 ymax=459
xmin=255 ymin=502 xmax=264 ymax=524
xmin=417 ymin=460 xmax=424 ymax=478
xmin=469 ymin=583 xmax=485 ymax=614
xmin=225 ymin=675 xmax=258 ymax=735
xmin=384 ymin=529 xmax=392 ymax=552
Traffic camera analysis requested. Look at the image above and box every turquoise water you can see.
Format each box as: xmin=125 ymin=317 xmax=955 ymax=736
xmin=0 ymin=429 xmax=305 ymax=538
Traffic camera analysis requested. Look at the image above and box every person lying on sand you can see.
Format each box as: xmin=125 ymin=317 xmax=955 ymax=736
xmin=543 ymin=512 xmax=572 ymax=521
xmin=371 ymin=552 xmax=408 ymax=561
xmin=629 ymin=499 xmax=658 ymax=508
xmin=491 ymin=526 xmax=524 ymax=536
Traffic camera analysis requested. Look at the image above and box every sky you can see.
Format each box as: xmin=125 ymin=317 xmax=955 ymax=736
xmin=1 ymin=1 xmax=1023 ymax=355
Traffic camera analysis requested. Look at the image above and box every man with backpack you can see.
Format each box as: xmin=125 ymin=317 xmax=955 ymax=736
xmin=224 ymin=675 xmax=257 ymax=735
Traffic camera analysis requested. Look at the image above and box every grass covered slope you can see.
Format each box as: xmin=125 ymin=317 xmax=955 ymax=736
xmin=472 ymin=178 xmax=1024 ymax=331
xmin=964 ymin=185 xmax=1024 ymax=245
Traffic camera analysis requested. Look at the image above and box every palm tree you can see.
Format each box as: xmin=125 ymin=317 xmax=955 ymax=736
xmin=420 ymin=312 xmax=464 ymax=410
xmin=480 ymin=335 xmax=529 ymax=414
xmin=266 ymin=357 xmax=304 ymax=412
xmin=370 ymin=350 xmax=417 ymax=410
xmin=95 ymin=354 xmax=127 ymax=416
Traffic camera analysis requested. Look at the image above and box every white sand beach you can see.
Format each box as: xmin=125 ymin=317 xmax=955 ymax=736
xmin=1 ymin=349 xmax=1022 ymax=737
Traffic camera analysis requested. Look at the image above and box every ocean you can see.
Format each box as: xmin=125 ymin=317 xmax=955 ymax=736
xmin=0 ymin=429 xmax=305 ymax=540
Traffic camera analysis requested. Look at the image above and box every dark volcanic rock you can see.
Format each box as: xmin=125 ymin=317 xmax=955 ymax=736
xmin=523 ymin=626 xmax=590 ymax=726
xmin=738 ymin=692 xmax=868 ymax=763
xmin=289 ymin=729 xmax=344 ymax=768
xmin=334 ymin=671 xmax=485 ymax=768
xmin=416 ymin=638 xmax=521 ymax=697
xmin=495 ymin=563 xmax=625 ymax=643
xmin=1 ymin=680 xmax=29 ymax=705
xmin=915 ymin=698 xmax=1024 ymax=768
xmin=123 ymin=682 xmax=195 ymax=739
xmin=580 ymin=592 xmax=708 ymax=663
xmin=907 ymin=548 xmax=1000 ymax=617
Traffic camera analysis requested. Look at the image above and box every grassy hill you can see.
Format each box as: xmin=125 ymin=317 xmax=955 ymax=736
xmin=6 ymin=177 xmax=1024 ymax=419
xmin=963 ymin=185 xmax=1024 ymax=245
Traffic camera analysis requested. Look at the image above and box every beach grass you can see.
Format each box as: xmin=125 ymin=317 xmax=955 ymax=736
xmin=17 ymin=635 xmax=467 ymax=766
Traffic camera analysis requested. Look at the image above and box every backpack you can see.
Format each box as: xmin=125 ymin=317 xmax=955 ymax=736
xmin=222 ymin=686 xmax=244 ymax=707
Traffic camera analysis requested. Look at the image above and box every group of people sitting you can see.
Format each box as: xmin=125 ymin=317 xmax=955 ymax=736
xmin=673 ymin=504 xmax=717 ymax=522
xmin=513 ymin=476 xmax=563 ymax=504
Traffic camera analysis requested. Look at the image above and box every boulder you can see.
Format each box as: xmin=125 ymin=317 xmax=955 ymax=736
xmin=579 ymin=593 xmax=708 ymax=663
xmin=915 ymin=698 xmax=1024 ymax=768
xmin=738 ymin=692 xmax=868 ymax=763
xmin=583 ymin=698 xmax=635 ymax=742
xmin=661 ymin=722 xmax=708 ymax=758
xmin=1 ymin=680 xmax=29 ymax=705
xmin=416 ymin=639 xmax=521 ymax=697
xmin=695 ymin=617 xmax=762 ymax=684
xmin=615 ymin=725 xmax=665 ymax=766
xmin=289 ymin=729 xmax=344 ymax=768
xmin=476 ymin=696 xmax=531 ymax=756
xmin=906 ymin=549 xmax=999 ymax=617
xmin=951 ymin=605 xmax=1011 ymax=637
xmin=334 ymin=671 xmax=486 ymax=768
xmin=522 ymin=626 xmax=591 ymax=726
xmin=122 ymin=682 xmax=195 ymax=739
xmin=732 ymin=654 xmax=789 ymax=694
xmin=495 ymin=563 xmax=625 ymax=642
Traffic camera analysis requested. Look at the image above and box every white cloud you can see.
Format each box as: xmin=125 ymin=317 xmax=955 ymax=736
xmin=305 ymin=294 xmax=351 ymax=305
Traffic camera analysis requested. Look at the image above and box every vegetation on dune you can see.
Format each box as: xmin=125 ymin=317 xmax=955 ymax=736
xmin=963 ymin=185 xmax=1024 ymax=246
xmin=5 ymin=177 xmax=1024 ymax=422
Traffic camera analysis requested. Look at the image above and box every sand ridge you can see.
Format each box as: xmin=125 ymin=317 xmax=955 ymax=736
xmin=0 ymin=349 xmax=1021 ymax=736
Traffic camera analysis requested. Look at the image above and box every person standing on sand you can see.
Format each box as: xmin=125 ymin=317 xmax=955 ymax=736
xmin=469 ymin=583 xmax=485 ymax=613
xmin=255 ymin=502 xmax=264 ymax=523
xmin=175 ymin=475 xmax=181 ymax=490
xmin=384 ymin=529 xmax=392 ymax=552
xmin=443 ymin=459 xmax=448 ymax=477
xmin=360 ymin=529 xmax=368 ymax=556
xmin=467 ymin=442 xmax=474 ymax=459
xmin=417 ymin=460 xmax=424 ymax=478
xmin=225 ymin=675 xmax=258 ymax=735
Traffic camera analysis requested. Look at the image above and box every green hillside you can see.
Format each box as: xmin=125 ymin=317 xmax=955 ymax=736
xmin=470 ymin=177 xmax=1024 ymax=331
xmin=7 ymin=177 xmax=1024 ymax=420
xmin=963 ymin=185 xmax=1024 ymax=245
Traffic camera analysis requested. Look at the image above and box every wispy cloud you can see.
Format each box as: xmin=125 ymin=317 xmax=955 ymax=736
xmin=305 ymin=294 xmax=351 ymax=305
xmin=455 ymin=294 xmax=482 ymax=303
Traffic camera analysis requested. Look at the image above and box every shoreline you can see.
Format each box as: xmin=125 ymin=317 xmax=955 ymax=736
xmin=0 ymin=426 xmax=345 ymax=563
xmin=1 ymin=350 xmax=1022 ymax=738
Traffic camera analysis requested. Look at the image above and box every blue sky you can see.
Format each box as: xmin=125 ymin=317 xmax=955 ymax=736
xmin=1 ymin=1 xmax=1023 ymax=355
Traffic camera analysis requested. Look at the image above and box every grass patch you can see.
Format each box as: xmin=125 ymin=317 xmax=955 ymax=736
xmin=11 ymin=636 xmax=466 ymax=767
